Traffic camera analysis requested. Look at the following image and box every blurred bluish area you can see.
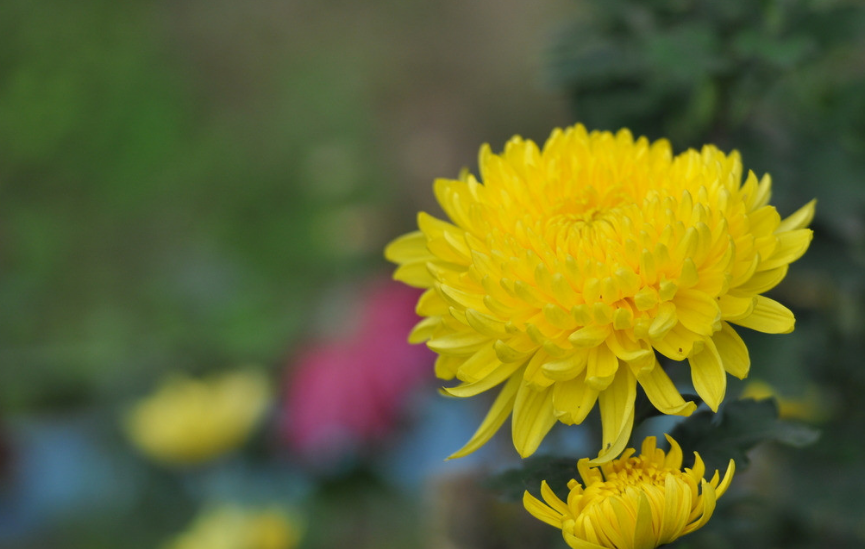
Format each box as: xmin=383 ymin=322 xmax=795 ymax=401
xmin=0 ymin=0 xmax=863 ymax=548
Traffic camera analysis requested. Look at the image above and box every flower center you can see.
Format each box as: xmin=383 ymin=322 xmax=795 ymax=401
xmin=578 ymin=457 xmax=677 ymax=513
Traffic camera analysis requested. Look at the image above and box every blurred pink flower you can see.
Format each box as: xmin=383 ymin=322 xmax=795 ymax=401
xmin=281 ymin=278 xmax=435 ymax=461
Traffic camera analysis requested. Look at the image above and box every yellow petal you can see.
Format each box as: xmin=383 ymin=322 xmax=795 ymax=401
xmin=552 ymin=377 xmax=599 ymax=425
xmin=663 ymin=434 xmax=683 ymax=469
xmin=688 ymin=337 xmax=726 ymax=412
xmin=540 ymin=480 xmax=570 ymax=516
xmin=591 ymin=368 xmax=636 ymax=464
xmin=606 ymin=330 xmax=652 ymax=362
xmin=408 ymin=317 xmax=439 ymax=344
xmin=427 ymin=330 xmax=490 ymax=356
xmin=659 ymin=475 xmax=683 ymax=542
xmin=586 ymin=345 xmax=619 ymax=390
xmin=733 ymin=265 xmax=788 ymax=295
xmin=465 ymin=308 xmax=508 ymax=338
xmin=439 ymin=283 xmax=487 ymax=311
xmin=775 ymin=198 xmax=816 ymax=233
xmin=596 ymin=500 xmax=630 ymax=549
xmin=674 ymin=289 xmax=721 ymax=336
xmin=434 ymin=355 xmax=461 ymax=380
xmin=562 ymin=530 xmax=608 ymax=549
xmin=682 ymin=479 xmax=717 ymax=535
xmin=757 ymin=228 xmax=813 ymax=271
xmin=447 ymin=374 xmax=520 ymax=459
xmin=442 ymin=361 xmax=525 ymax=398
xmin=569 ymin=324 xmax=611 ymax=347
xmin=635 ymin=361 xmax=697 ymax=416
xmin=456 ymin=343 xmax=502 ymax=382
xmin=543 ymin=351 xmax=589 ymax=381
xmin=715 ymin=459 xmax=736 ymax=497
xmin=713 ymin=322 xmax=750 ymax=379
xmin=733 ymin=295 xmax=795 ymax=334
xmin=384 ymin=231 xmax=430 ymax=263
xmin=648 ymin=302 xmax=678 ymax=340
xmin=393 ymin=261 xmax=435 ymax=287
xmin=512 ymin=382 xmax=557 ymax=458
xmin=522 ymin=490 xmax=563 ymax=529
xmin=717 ymin=293 xmax=756 ymax=321
xmin=494 ymin=338 xmax=536 ymax=363
xmin=652 ymin=323 xmax=701 ymax=361
xmin=633 ymin=492 xmax=657 ymax=549
xmin=417 ymin=288 xmax=449 ymax=316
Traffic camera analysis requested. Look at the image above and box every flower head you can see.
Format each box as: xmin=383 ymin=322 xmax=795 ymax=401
xmin=385 ymin=124 xmax=815 ymax=461
xmin=164 ymin=504 xmax=301 ymax=549
xmin=126 ymin=369 xmax=270 ymax=465
xmin=523 ymin=435 xmax=734 ymax=549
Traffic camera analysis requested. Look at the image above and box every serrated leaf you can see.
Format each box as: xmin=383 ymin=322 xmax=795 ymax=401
xmin=670 ymin=398 xmax=820 ymax=474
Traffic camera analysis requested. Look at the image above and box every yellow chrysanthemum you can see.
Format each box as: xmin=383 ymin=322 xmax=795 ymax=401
xmin=125 ymin=369 xmax=271 ymax=465
xmin=385 ymin=124 xmax=815 ymax=461
xmin=524 ymin=435 xmax=734 ymax=549
xmin=164 ymin=504 xmax=301 ymax=549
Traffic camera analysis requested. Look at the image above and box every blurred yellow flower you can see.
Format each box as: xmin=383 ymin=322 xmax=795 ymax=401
xmin=741 ymin=379 xmax=827 ymax=422
xmin=386 ymin=124 xmax=815 ymax=461
xmin=524 ymin=435 xmax=734 ymax=549
xmin=125 ymin=369 xmax=270 ymax=465
xmin=164 ymin=504 xmax=300 ymax=549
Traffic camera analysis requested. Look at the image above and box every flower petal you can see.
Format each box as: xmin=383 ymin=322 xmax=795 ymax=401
xmin=682 ymin=479 xmax=717 ymax=535
xmin=775 ymin=199 xmax=816 ymax=233
xmin=586 ymin=345 xmax=619 ymax=391
xmin=635 ymin=359 xmax=697 ymax=416
xmin=552 ymin=377 xmax=599 ymax=425
xmin=512 ymin=382 xmax=557 ymax=458
xmin=393 ymin=261 xmax=436 ymax=287
xmin=442 ymin=360 xmax=526 ymax=397
xmin=713 ymin=322 xmax=750 ymax=379
xmin=543 ymin=351 xmax=589 ymax=381
xmin=384 ymin=231 xmax=431 ymax=263
xmin=522 ymin=490 xmax=563 ymax=528
xmin=562 ymin=530 xmax=608 ymax=549
xmin=675 ymin=289 xmax=721 ymax=336
xmin=540 ymin=480 xmax=570 ymax=516
xmin=733 ymin=295 xmax=795 ymax=334
xmin=688 ymin=337 xmax=726 ymax=412
xmin=591 ymin=368 xmax=636 ymax=464
xmin=633 ymin=492 xmax=657 ymax=549
xmin=447 ymin=374 xmax=521 ymax=459
xmin=757 ymin=228 xmax=813 ymax=271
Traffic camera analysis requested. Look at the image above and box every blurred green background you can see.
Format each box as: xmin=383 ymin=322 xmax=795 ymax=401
xmin=0 ymin=0 xmax=864 ymax=548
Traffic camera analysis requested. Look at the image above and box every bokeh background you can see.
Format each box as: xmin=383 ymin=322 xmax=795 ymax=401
xmin=1 ymin=0 xmax=863 ymax=548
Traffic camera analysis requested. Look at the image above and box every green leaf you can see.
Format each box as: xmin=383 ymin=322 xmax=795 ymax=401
xmin=484 ymin=456 xmax=577 ymax=502
xmin=670 ymin=398 xmax=820 ymax=474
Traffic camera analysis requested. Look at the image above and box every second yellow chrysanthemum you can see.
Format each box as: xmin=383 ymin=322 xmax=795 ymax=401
xmin=386 ymin=124 xmax=814 ymax=461
xmin=523 ymin=435 xmax=734 ymax=549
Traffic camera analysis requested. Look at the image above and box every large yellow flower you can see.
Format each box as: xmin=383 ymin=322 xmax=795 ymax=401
xmin=523 ymin=435 xmax=734 ymax=549
xmin=385 ymin=124 xmax=814 ymax=461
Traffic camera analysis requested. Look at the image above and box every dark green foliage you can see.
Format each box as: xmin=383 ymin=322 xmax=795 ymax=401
xmin=485 ymin=456 xmax=578 ymax=502
xmin=671 ymin=398 xmax=820 ymax=474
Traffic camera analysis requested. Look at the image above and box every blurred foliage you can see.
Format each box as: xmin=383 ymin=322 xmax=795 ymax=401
xmin=0 ymin=0 xmax=387 ymax=413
